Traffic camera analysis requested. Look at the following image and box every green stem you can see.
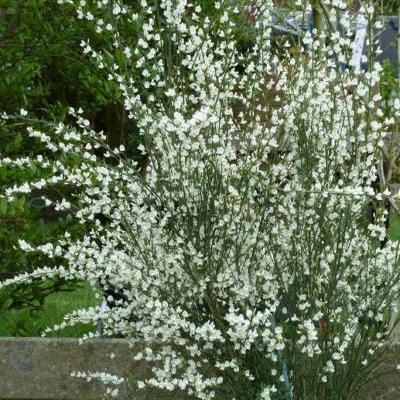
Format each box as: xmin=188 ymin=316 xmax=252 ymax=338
xmin=270 ymin=315 xmax=293 ymax=400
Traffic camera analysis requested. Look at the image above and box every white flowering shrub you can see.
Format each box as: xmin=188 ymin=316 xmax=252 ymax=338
xmin=1 ymin=0 xmax=400 ymax=399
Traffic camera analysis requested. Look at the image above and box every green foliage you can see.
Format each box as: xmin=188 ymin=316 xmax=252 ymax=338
xmin=0 ymin=0 xmax=122 ymax=317
xmin=0 ymin=282 xmax=97 ymax=336
xmin=375 ymin=0 xmax=399 ymax=14
xmin=389 ymin=213 xmax=400 ymax=241
xmin=380 ymin=60 xmax=397 ymax=102
xmin=0 ymin=0 xmax=263 ymax=320
xmin=0 ymin=0 xmax=118 ymax=115
xmin=1 ymin=0 xmax=398 ymax=338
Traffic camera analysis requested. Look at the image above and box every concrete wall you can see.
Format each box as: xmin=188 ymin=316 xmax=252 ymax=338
xmin=0 ymin=337 xmax=399 ymax=400
xmin=0 ymin=337 xmax=185 ymax=400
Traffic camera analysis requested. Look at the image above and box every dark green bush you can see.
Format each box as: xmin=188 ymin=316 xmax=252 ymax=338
xmin=0 ymin=0 xmax=126 ymax=317
xmin=0 ymin=118 xmax=87 ymax=315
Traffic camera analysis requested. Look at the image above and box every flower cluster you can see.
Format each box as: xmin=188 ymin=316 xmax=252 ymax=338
xmin=1 ymin=1 xmax=400 ymax=399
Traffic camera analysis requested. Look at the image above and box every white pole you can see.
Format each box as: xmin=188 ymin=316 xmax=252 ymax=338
xmin=352 ymin=13 xmax=368 ymax=71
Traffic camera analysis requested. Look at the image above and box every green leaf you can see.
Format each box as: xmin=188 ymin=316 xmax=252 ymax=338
xmin=0 ymin=198 xmax=7 ymax=215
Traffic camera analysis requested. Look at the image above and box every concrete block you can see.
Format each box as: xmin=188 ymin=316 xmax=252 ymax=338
xmin=0 ymin=337 xmax=398 ymax=400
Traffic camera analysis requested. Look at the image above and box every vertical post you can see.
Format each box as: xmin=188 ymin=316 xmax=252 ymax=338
xmin=271 ymin=315 xmax=293 ymax=400
xmin=311 ymin=0 xmax=324 ymax=34
xmin=352 ymin=13 xmax=368 ymax=70
xmin=398 ymin=5 xmax=400 ymax=89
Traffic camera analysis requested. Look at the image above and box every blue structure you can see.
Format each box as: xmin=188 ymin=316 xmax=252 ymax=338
xmin=377 ymin=16 xmax=399 ymax=70
xmin=270 ymin=12 xmax=399 ymax=70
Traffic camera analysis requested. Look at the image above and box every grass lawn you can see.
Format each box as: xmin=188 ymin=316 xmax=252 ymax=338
xmin=0 ymin=282 xmax=98 ymax=337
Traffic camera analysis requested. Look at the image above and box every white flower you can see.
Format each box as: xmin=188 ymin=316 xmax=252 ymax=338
xmin=165 ymin=88 xmax=176 ymax=97
xmin=3 ymin=2 xmax=400 ymax=399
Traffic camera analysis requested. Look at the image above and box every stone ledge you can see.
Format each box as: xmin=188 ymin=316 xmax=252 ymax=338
xmin=0 ymin=337 xmax=150 ymax=400
xmin=0 ymin=337 xmax=399 ymax=400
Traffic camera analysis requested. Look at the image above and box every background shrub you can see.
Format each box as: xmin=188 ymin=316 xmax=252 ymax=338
xmin=0 ymin=0 xmax=122 ymax=319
